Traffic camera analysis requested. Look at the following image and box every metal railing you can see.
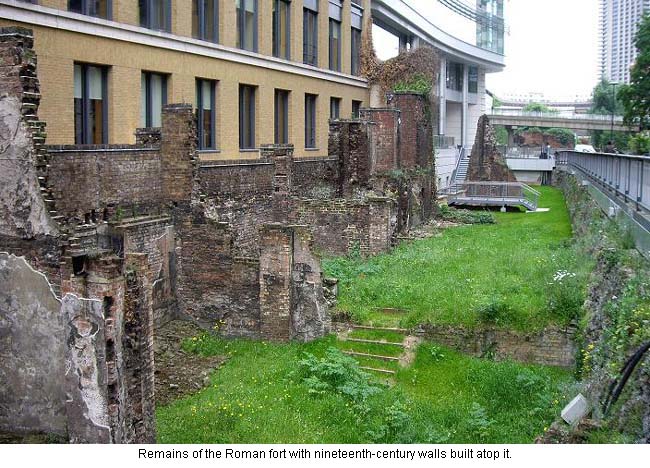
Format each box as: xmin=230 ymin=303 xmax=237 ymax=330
xmin=497 ymin=146 xmax=571 ymax=160
xmin=446 ymin=181 xmax=541 ymax=211
xmin=434 ymin=135 xmax=456 ymax=149
xmin=557 ymin=151 xmax=650 ymax=213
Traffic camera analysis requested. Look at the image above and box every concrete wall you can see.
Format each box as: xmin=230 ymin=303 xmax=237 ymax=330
xmin=0 ymin=253 xmax=66 ymax=436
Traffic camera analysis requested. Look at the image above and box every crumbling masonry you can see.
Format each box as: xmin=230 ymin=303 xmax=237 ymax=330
xmin=0 ymin=28 xmax=438 ymax=442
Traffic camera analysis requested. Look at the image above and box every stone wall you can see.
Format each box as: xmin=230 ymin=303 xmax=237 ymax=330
xmin=418 ymin=324 xmax=577 ymax=368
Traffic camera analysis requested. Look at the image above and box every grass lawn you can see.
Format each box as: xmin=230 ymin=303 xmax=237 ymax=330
xmin=156 ymin=334 xmax=574 ymax=444
xmin=323 ymin=186 xmax=590 ymax=331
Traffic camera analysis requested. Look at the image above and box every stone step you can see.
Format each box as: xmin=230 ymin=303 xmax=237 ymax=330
xmin=346 ymin=337 xmax=404 ymax=347
xmin=351 ymin=324 xmax=409 ymax=334
xmin=342 ymin=350 xmax=400 ymax=362
xmin=359 ymin=366 xmax=396 ymax=375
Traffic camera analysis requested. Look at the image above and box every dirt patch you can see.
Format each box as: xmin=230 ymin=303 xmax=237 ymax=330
xmin=154 ymin=320 xmax=226 ymax=407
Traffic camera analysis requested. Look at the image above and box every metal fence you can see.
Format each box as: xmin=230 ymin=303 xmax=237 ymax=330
xmin=557 ymin=151 xmax=650 ymax=213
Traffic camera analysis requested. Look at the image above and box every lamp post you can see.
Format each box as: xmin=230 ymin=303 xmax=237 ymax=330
xmin=610 ymin=81 xmax=619 ymax=146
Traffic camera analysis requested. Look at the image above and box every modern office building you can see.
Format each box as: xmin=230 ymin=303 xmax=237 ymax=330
xmin=599 ymin=0 xmax=650 ymax=83
xmin=0 ymin=0 xmax=505 ymax=186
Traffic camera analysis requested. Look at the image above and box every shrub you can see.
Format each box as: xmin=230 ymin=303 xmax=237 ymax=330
xmin=476 ymin=298 xmax=513 ymax=325
xmin=293 ymin=347 xmax=381 ymax=404
xmin=439 ymin=205 xmax=495 ymax=224
xmin=546 ymin=269 xmax=584 ymax=323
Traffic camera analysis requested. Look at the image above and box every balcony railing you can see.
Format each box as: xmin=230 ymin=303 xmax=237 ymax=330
xmin=446 ymin=181 xmax=540 ymax=211
xmin=557 ymin=151 xmax=650 ymax=213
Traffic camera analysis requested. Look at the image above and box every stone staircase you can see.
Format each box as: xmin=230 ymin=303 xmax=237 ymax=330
xmin=336 ymin=325 xmax=420 ymax=379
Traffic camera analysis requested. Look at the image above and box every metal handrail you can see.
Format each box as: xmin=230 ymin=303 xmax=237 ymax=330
xmin=446 ymin=180 xmax=540 ymax=210
xmin=558 ymin=151 xmax=649 ymax=213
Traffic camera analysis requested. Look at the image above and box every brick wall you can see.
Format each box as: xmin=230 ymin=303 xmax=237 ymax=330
xmin=360 ymin=108 xmax=400 ymax=173
xmin=418 ymin=324 xmax=576 ymax=368
xmin=46 ymin=146 xmax=163 ymax=221
xmin=388 ymin=93 xmax=434 ymax=169
xmin=293 ymin=197 xmax=395 ymax=256
xmin=113 ymin=217 xmax=177 ymax=327
xmin=175 ymin=214 xmax=262 ymax=338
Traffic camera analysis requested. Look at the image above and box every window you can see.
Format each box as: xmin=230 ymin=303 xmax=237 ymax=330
xmin=330 ymin=97 xmax=341 ymax=120
xmin=68 ymin=0 xmax=111 ymax=19
xmin=273 ymin=0 xmax=291 ymax=59
xmin=329 ymin=1 xmax=342 ymax=71
xmin=351 ymin=0 xmax=363 ymax=76
xmin=303 ymin=2 xmax=318 ymax=66
xmin=352 ymin=100 xmax=362 ymax=118
xmin=193 ymin=0 xmax=218 ymax=43
xmin=196 ymin=79 xmax=216 ymax=150
xmin=351 ymin=27 xmax=362 ymax=76
xmin=239 ymin=85 xmax=256 ymax=149
xmin=329 ymin=19 xmax=341 ymax=71
xmin=141 ymin=72 xmax=167 ymax=127
xmin=446 ymin=62 xmax=463 ymax=92
xmin=468 ymin=66 xmax=479 ymax=94
xmin=74 ymin=63 xmax=108 ymax=144
xmin=305 ymin=94 xmax=317 ymax=149
xmin=274 ymin=90 xmax=289 ymax=145
xmin=236 ymin=0 xmax=258 ymax=52
xmin=139 ymin=0 xmax=171 ymax=32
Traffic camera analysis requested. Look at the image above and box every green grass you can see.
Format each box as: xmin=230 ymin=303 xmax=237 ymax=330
xmin=323 ymin=186 xmax=591 ymax=331
xmin=335 ymin=340 xmax=404 ymax=357
xmin=348 ymin=328 xmax=407 ymax=342
xmin=156 ymin=333 xmax=574 ymax=444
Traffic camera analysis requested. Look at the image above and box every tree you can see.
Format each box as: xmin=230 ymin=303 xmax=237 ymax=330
xmin=590 ymin=79 xmax=623 ymax=115
xmin=523 ymin=102 xmax=557 ymax=114
xmin=618 ymin=14 xmax=650 ymax=129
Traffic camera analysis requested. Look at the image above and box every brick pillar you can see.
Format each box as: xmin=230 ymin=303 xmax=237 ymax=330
xmin=160 ymin=104 xmax=197 ymax=205
xmin=123 ymin=253 xmax=156 ymax=443
xmin=261 ymin=144 xmax=294 ymax=223
xmin=388 ymin=92 xmax=434 ymax=169
xmin=258 ymin=224 xmax=293 ymax=341
xmin=360 ymin=108 xmax=400 ymax=173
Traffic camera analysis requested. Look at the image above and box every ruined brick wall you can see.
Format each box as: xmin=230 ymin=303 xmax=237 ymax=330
xmin=388 ymin=92 xmax=434 ymax=169
xmin=62 ymin=253 xmax=156 ymax=443
xmin=198 ymin=161 xmax=274 ymax=255
xmin=46 ymin=146 xmax=163 ymax=221
xmin=360 ymin=108 xmax=400 ymax=173
xmin=293 ymin=197 xmax=395 ymax=256
xmin=113 ymin=218 xmax=177 ymax=327
xmin=468 ymin=115 xmax=517 ymax=182
xmin=161 ymin=104 xmax=198 ymax=204
xmin=418 ymin=324 xmax=576 ymax=368
xmin=292 ymin=157 xmax=340 ymax=197
xmin=329 ymin=120 xmax=373 ymax=196
xmin=174 ymin=214 xmax=261 ymax=338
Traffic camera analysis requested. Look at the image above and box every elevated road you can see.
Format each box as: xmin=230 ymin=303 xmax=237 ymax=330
xmin=487 ymin=110 xmax=638 ymax=132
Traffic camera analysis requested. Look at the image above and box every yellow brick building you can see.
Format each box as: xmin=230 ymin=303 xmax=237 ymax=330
xmin=0 ymin=0 xmax=370 ymax=160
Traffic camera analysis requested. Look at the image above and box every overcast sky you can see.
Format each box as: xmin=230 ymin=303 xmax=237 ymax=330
xmin=486 ymin=0 xmax=599 ymax=100
xmin=374 ymin=0 xmax=600 ymax=101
